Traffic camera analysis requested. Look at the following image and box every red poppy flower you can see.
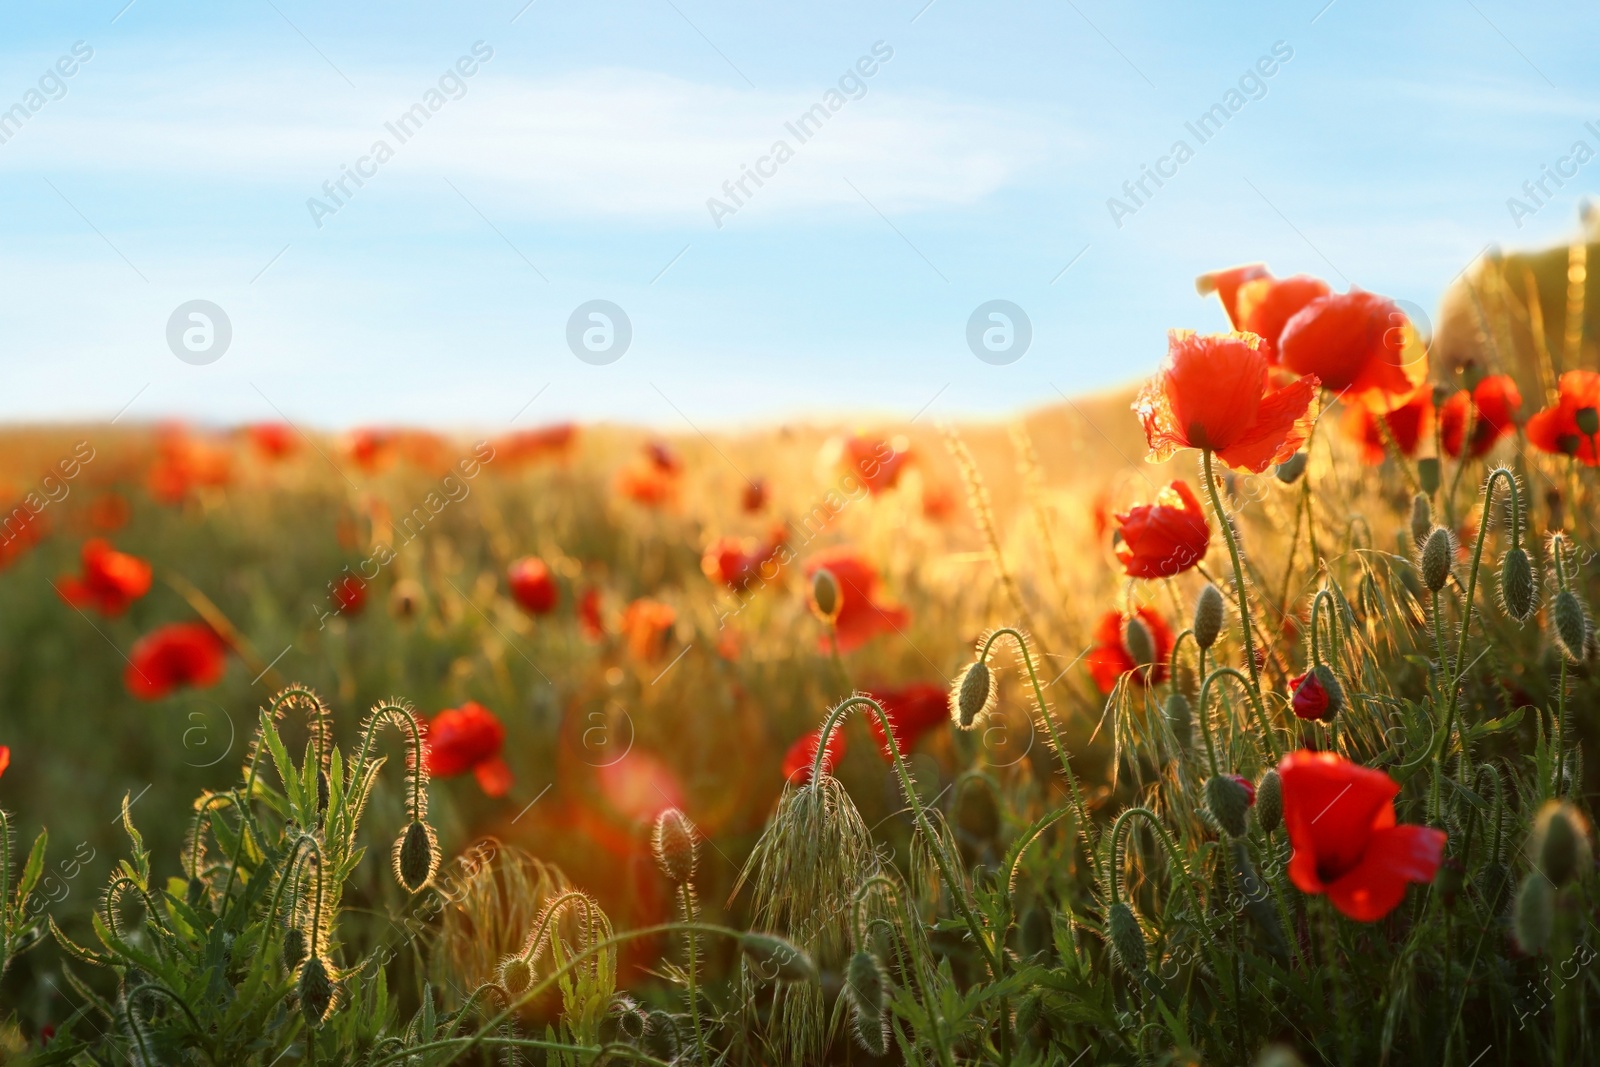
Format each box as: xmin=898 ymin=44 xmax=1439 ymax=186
xmin=1288 ymin=671 xmax=1332 ymax=721
xmin=781 ymin=726 xmax=846 ymax=785
xmin=1439 ymin=374 xmax=1521 ymax=458
xmin=1527 ymin=370 xmax=1600 ymax=465
xmin=0 ymin=745 xmax=9 ymax=780
xmin=701 ymin=530 xmax=785 ymax=590
xmin=1086 ymin=607 xmax=1173 ymax=694
xmin=802 ymin=547 xmax=910 ymax=653
xmin=331 ymin=575 xmax=366 ymax=615
xmin=0 ymin=505 xmax=46 ymax=571
xmin=125 ymin=622 xmax=227 ymax=700
xmin=56 ymin=539 xmax=152 ymax=616
xmin=741 ymin=478 xmax=769 ymax=514
xmin=616 ymin=465 xmax=679 ymax=508
xmin=921 ymin=480 xmax=958 ymax=522
xmin=644 ymin=440 xmax=683 ymax=475
xmin=507 ymin=556 xmax=558 ymax=615
xmin=246 ymin=423 xmax=296 ymax=460
xmin=1224 ymin=774 xmax=1257 ymax=806
xmin=864 ymin=682 xmax=949 ymax=761
xmin=346 ymin=429 xmax=395 ymax=473
xmin=1113 ymin=480 xmax=1209 ymax=579
xmin=1341 ymin=387 xmax=1433 ymax=464
xmin=1197 ymin=265 xmax=1331 ymax=361
xmin=621 ymin=598 xmax=676 ymax=662
xmin=577 ymin=587 xmax=605 ymax=641
xmin=88 ymin=493 xmax=131 ymax=531
xmin=147 ymin=428 xmax=232 ymax=504
xmin=838 ymin=434 xmax=911 ymax=495
xmin=1278 ymin=750 xmax=1446 ymax=921
xmin=1136 ymin=330 xmax=1320 ymax=473
xmin=425 ymin=701 xmax=512 ymax=796
xmin=496 ymin=424 xmax=578 ymax=465
xmin=1277 ymin=290 xmax=1427 ymax=412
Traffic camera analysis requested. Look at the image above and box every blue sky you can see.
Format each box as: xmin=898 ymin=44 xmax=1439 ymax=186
xmin=1 ymin=0 xmax=1597 ymax=430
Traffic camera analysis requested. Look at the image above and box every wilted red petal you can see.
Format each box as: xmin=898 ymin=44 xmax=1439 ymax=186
xmin=1114 ymin=479 xmax=1209 ymax=579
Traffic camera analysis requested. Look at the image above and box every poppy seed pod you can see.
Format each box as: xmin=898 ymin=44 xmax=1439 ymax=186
xmin=652 ymin=807 xmax=698 ymax=885
xmin=1164 ymin=691 xmax=1193 ymax=752
xmin=297 ymin=956 xmax=334 ymax=1026
xmin=1205 ymin=774 xmax=1254 ymax=838
xmin=1409 ymin=493 xmax=1432 ymax=547
xmin=844 ymin=951 xmax=889 ymax=1056
xmin=1193 ymin=583 xmax=1225 ymax=651
xmin=281 ymin=926 xmax=308 ymax=973
xmin=394 ymin=819 xmax=439 ymax=893
xmin=1255 ymin=769 xmax=1282 ymax=834
xmin=1577 ymin=405 xmax=1600 ymax=437
xmin=951 ymin=659 xmax=994 ymax=730
xmin=1107 ymin=901 xmax=1147 ymax=973
xmin=1123 ymin=615 xmax=1156 ymax=674
xmin=1532 ymin=801 xmax=1592 ymax=888
xmin=1417 ymin=456 xmax=1441 ymax=495
xmin=1514 ymin=873 xmax=1553 ymax=954
xmin=499 ymin=955 xmax=532 ymax=995
xmin=741 ymin=933 xmax=817 ymax=984
xmin=1420 ymin=527 xmax=1453 ymax=593
xmin=1500 ymin=547 xmax=1537 ymax=622
xmin=1552 ymin=588 xmax=1588 ymax=661
xmin=1275 ymin=452 xmax=1308 ymax=484
xmin=809 ymin=567 xmax=841 ymax=624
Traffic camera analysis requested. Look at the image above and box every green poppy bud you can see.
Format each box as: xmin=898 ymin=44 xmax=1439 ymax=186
xmin=281 ymin=926 xmax=308 ymax=973
xmin=1514 ymin=873 xmax=1553 ymax=954
xmin=297 ymin=956 xmax=334 ymax=1027
xmin=1552 ymin=588 xmax=1588 ymax=661
xmin=651 ymin=807 xmax=698 ymax=885
xmin=1165 ymin=691 xmax=1193 ymax=753
xmin=394 ymin=819 xmax=439 ymax=894
xmin=1194 ymin=583 xmax=1225 ymax=651
xmin=1409 ymin=494 xmax=1432 ymax=547
xmin=1500 ymin=547 xmax=1537 ymax=622
xmin=1532 ymin=801 xmax=1592 ymax=888
xmin=1254 ymin=769 xmax=1282 ymax=834
xmin=1275 ymin=453 xmax=1308 ymax=483
xmin=951 ymin=659 xmax=994 ymax=730
xmin=1205 ymin=774 xmax=1255 ymax=838
xmin=1417 ymin=457 xmax=1441 ymax=495
xmin=1107 ymin=901 xmax=1147 ymax=973
xmin=809 ymin=568 xmax=841 ymax=623
xmin=844 ymin=951 xmax=889 ymax=1056
xmin=1420 ymin=527 xmax=1453 ymax=593
xmin=741 ymin=933 xmax=817 ymax=984
xmin=1124 ymin=615 xmax=1156 ymax=674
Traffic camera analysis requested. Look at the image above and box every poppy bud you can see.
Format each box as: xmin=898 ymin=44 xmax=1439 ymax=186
xmin=298 ymin=955 xmax=334 ymax=1026
xmin=1254 ymin=769 xmax=1282 ymax=834
xmin=1275 ymin=452 xmax=1307 ymax=484
xmin=1500 ymin=547 xmax=1537 ymax=622
xmin=1193 ymin=584 xmax=1224 ymax=651
xmin=599 ymin=1001 xmax=648 ymax=1046
xmin=1164 ymin=691 xmax=1192 ymax=753
xmin=1106 ymin=901 xmax=1147 ymax=973
xmin=809 ymin=568 xmax=841 ymax=624
xmin=499 ymin=955 xmax=532 ymax=995
xmin=1420 ymin=527 xmax=1452 ymax=593
xmin=1433 ymin=857 xmax=1465 ymax=908
xmin=1289 ymin=665 xmax=1342 ymax=723
xmin=1409 ymin=494 xmax=1431 ymax=547
xmin=1417 ymin=456 xmax=1440 ymax=496
xmin=1552 ymin=588 xmax=1588 ymax=661
xmin=394 ymin=819 xmax=439 ymax=894
xmin=741 ymin=933 xmax=817 ymax=984
xmin=1577 ymin=406 xmax=1600 ymax=437
xmin=1124 ymin=615 xmax=1156 ymax=675
xmin=281 ymin=926 xmax=308 ymax=973
xmin=844 ymin=951 xmax=889 ymax=1056
xmin=951 ymin=659 xmax=994 ymax=730
xmin=1205 ymin=774 xmax=1254 ymax=838
xmin=652 ymin=807 xmax=698 ymax=885
xmin=1514 ymin=873 xmax=1553 ymax=954
xmin=1532 ymin=801 xmax=1592 ymax=888
xmin=644 ymin=1010 xmax=681 ymax=1061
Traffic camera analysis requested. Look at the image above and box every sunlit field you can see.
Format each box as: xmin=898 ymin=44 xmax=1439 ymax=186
xmin=1 ymin=247 xmax=1599 ymax=1066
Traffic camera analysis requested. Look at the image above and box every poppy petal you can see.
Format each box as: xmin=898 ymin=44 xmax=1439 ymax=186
xmin=1324 ymin=824 xmax=1446 ymax=922
xmin=1215 ymin=374 xmax=1321 ymax=473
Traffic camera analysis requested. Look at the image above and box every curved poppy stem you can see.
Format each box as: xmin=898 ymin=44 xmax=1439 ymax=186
xmin=1308 ymin=589 xmax=1336 ymax=669
xmin=1197 ymin=667 xmax=1279 ymax=777
xmin=1167 ymin=628 xmax=1195 ymax=693
xmin=1200 ymin=451 xmax=1265 ymax=707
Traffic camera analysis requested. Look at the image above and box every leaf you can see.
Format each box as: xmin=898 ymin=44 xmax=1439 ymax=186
xmin=258 ymin=711 xmax=302 ymax=817
xmin=1464 ymin=706 xmax=1525 ymax=743
xmin=16 ymin=828 xmax=47 ymax=909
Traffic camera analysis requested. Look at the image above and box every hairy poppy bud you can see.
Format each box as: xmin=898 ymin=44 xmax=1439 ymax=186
xmin=1164 ymin=691 xmax=1192 ymax=752
xmin=1417 ymin=456 xmax=1440 ymax=496
xmin=499 ymin=955 xmax=532 ymax=995
xmin=298 ymin=956 xmax=334 ymax=1026
xmin=1289 ymin=665 xmax=1342 ymax=723
xmin=1514 ymin=873 xmax=1553 ymax=954
xmin=1124 ymin=615 xmax=1155 ymax=675
xmin=1205 ymin=774 xmax=1255 ymax=838
xmin=741 ymin=933 xmax=817 ymax=984
xmin=1409 ymin=494 xmax=1432 ymax=546
xmin=1500 ymin=547 xmax=1536 ymax=622
xmin=394 ymin=819 xmax=439 ymax=893
xmin=844 ymin=951 xmax=889 ymax=1056
xmin=599 ymin=1001 xmax=648 ymax=1046
xmin=809 ymin=568 xmax=841 ymax=624
xmin=1532 ymin=801 xmax=1592 ymax=888
xmin=652 ymin=807 xmax=698 ymax=885
xmin=1107 ymin=901 xmax=1147 ymax=973
xmin=281 ymin=926 xmax=308 ymax=973
xmin=1420 ymin=527 xmax=1452 ymax=593
xmin=1193 ymin=584 xmax=1224 ymax=651
xmin=644 ymin=1010 xmax=681 ymax=1061
xmin=951 ymin=659 xmax=994 ymax=730
xmin=1275 ymin=452 xmax=1307 ymax=484
xmin=1552 ymin=588 xmax=1588 ymax=661
xmin=1254 ymin=769 xmax=1282 ymax=834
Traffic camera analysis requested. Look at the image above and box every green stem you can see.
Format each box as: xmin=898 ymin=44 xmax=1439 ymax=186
xmin=1197 ymin=667 xmax=1280 ymax=777
xmin=1201 ymin=451 xmax=1264 ymax=706
xmin=681 ymin=883 xmax=709 ymax=1067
